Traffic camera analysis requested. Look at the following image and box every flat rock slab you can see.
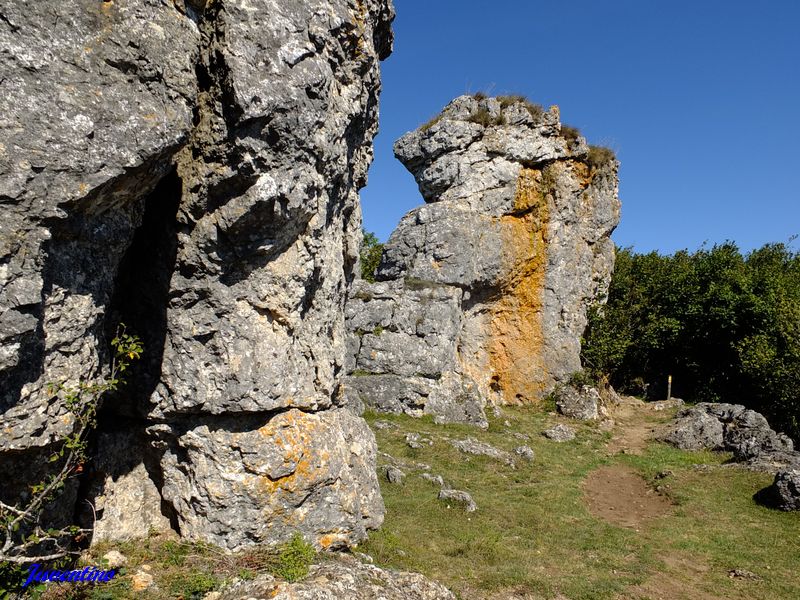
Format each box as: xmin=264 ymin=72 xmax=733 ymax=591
xmin=583 ymin=466 xmax=673 ymax=528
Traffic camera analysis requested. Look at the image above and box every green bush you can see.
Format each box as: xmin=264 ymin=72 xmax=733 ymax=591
xmin=274 ymin=533 xmax=315 ymax=583
xmin=582 ymin=242 xmax=800 ymax=438
xmin=360 ymin=229 xmax=383 ymax=282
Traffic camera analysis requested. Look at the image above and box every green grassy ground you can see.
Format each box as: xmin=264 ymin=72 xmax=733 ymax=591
xmin=359 ymin=407 xmax=800 ymax=600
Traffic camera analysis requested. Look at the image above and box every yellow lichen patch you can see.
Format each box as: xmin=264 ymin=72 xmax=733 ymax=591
xmin=318 ymin=533 xmax=347 ymax=549
xmin=512 ymin=166 xmax=544 ymax=213
xmin=488 ymin=167 xmax=551 ymax=404
xmin=254 ymin=411 xmax=329 ymax=496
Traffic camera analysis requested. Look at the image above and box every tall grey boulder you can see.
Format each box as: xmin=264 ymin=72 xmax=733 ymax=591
xmin=0 ymin=0 xmax=394 ymax=552
xmin=345 ymin=95 xmax=620 ymax=421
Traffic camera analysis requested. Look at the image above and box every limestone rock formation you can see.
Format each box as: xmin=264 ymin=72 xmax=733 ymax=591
xmin=0 ymin=0 xmax=394 ymax=552
xmin=218 ymin=554 xmax=457 ymax=599
xmin=345 ymin=95 xmax=620 ymax=422
xmin=662 ymin=403 xmax=800 ymax=472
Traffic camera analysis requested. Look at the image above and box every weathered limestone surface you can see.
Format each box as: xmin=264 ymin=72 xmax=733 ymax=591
xmin=0 ymin=0 xmax=394 ymax=552
xmin=219 ymin=554 xmax=457 ymax=599
xmin=345 ymin=95 xmax=620 ymax=422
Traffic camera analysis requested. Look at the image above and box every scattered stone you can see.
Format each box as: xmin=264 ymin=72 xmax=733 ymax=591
xmin=102 ymin=550 xmax=128 ymax=569
xmin=405 ymin=432 xmax=433 ymax=449
xmin=218 ymin=554 xmax=456 ymax=599
xmin=449 ymin=437 xmax=516 ymax=468
xmin=372 ymin=420 xmax=397 ymax=430
xmin=514 ymin=445 xmax=535 ymax=461
xmin=513 ymin=432 xmax=531 ymax=441
xmin=728 ymin=569 xmax=761 ymax=580
xmin=755 ymin=470 xmax=800 ymax=511
xmin=655 ymin=470 xmax=674 ymax=480
xmin=650 ymin=398 xmax=684 ymax=411
xmin=203 ymin=593 xmax=222 ymax=600
xmin=384 ymin=466 xmax=405 ymax=484
xmin=542 ymin=423 xmax=576 ymax=442
xmin=131 ymin=567 xmax=156 ymax=592
xmin=421 ymin=473 xmax=446 ymax=487
xmin=354 ymin=552 xmax=374 ymax=564
xmin=554 ymin=385 xmax=601 ymax=420
xmin=438 ymin=489 xmax=478 ymax=512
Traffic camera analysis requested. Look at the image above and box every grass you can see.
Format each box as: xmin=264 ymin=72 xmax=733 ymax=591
xmin=30 ymin=532 xmax=317 ymax=600
xmin=587 ymin=145 xmax=616 ymax=170
xmin=560 ymin=124 xmax=582 ymax=145
xmin=359 ymin=406 xmax=800 ymax=599
xmin=497 ymin=94 xmax=545 ymax=121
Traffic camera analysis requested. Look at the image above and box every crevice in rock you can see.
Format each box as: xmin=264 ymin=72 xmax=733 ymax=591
xmin=103 ymin=168 xmax=181 ymax=418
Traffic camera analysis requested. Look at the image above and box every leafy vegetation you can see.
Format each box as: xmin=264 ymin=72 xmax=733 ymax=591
xmin=582 ymin=242 xmax=800 ymax=438
xmin=360 ymin=407 xmax=800 ymax=599
xmin=360 ymin=229 xmax=384 ymax=283
xmin=0 ymin=325 xmax=142 ymax=580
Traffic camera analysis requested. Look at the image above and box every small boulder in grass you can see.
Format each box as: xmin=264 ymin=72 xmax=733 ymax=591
xmin=438 ymin=489 xmax=478 ymax=512
xmin=542 ymin=423 xmax=576 ymax=442
xmin=755 ymin=469 xmax=800 ymax=511
xmin=514 ymin=445 xmax=535 ymax=461
xmin=384 ymin=465 xmax=405 ymax=484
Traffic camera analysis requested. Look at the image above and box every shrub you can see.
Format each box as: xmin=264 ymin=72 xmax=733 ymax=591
xmin=360 ymin=229 xmax=383 ymax=282
xmin=274 ymin=533 xmax=315 ymax=583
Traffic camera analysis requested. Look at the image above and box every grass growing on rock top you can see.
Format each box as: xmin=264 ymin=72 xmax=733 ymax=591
xmin=359 ymin=406 xmax=800 ymax=600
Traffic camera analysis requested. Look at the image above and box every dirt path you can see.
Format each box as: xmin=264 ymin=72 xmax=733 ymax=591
xmin=583 ymin=465 xmax=673 ymax=528
xmin=605 ymin=395 xmax=676 ymax=455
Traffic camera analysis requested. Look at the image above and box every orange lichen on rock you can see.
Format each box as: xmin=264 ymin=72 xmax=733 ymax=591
xmin=254 ymin=410 xmax=327 ymax=495
xmin=488 ymin=167 xmax=550 ymax=404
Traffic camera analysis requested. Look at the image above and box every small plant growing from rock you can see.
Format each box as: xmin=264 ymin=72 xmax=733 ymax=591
xmin=0 ymin=324 xmax=142 ymax=567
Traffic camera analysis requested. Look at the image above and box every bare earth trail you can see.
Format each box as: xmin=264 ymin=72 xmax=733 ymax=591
xmin=586 ymin=397 xmax=732 ymax=600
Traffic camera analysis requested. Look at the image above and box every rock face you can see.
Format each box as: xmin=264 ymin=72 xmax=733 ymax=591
xmin=662 ymin=403 xmax=799 ymax=472
xmin=0 ymin=0 xmax=394 ymax=552
xmin=218 ymin=555 xmax=456 ymax=600
xmin=345 ymin=95 xmax=620 ymax=423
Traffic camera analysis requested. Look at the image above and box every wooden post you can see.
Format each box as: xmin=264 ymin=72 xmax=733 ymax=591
xmin=667 ymin=374 xmax=672 ymax=400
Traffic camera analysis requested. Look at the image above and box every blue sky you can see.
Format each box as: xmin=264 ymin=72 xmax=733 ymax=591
xmin=360 ymin=0 xmax=800 ymax=254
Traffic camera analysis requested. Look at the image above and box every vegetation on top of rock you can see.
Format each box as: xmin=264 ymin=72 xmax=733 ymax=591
xmin=587 ymin=144 xmax=616 ymax=169
xmin=560 ymin=123 xmax=582 ymax=145
xmin=496 ymin=94 xmax=545 ymax=120
xmin=465 ymin=107 xmax=506 ymax=127
xmin=582 ymin=241 xmax=800 ymax=439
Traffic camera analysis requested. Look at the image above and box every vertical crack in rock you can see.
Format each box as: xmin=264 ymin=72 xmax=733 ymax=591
xmin=345 ymin=95 xmax=620 ymax=424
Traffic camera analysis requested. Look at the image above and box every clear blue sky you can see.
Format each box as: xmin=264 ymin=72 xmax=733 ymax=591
xmin=361 ymin=0 xmax=800 ymax=254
